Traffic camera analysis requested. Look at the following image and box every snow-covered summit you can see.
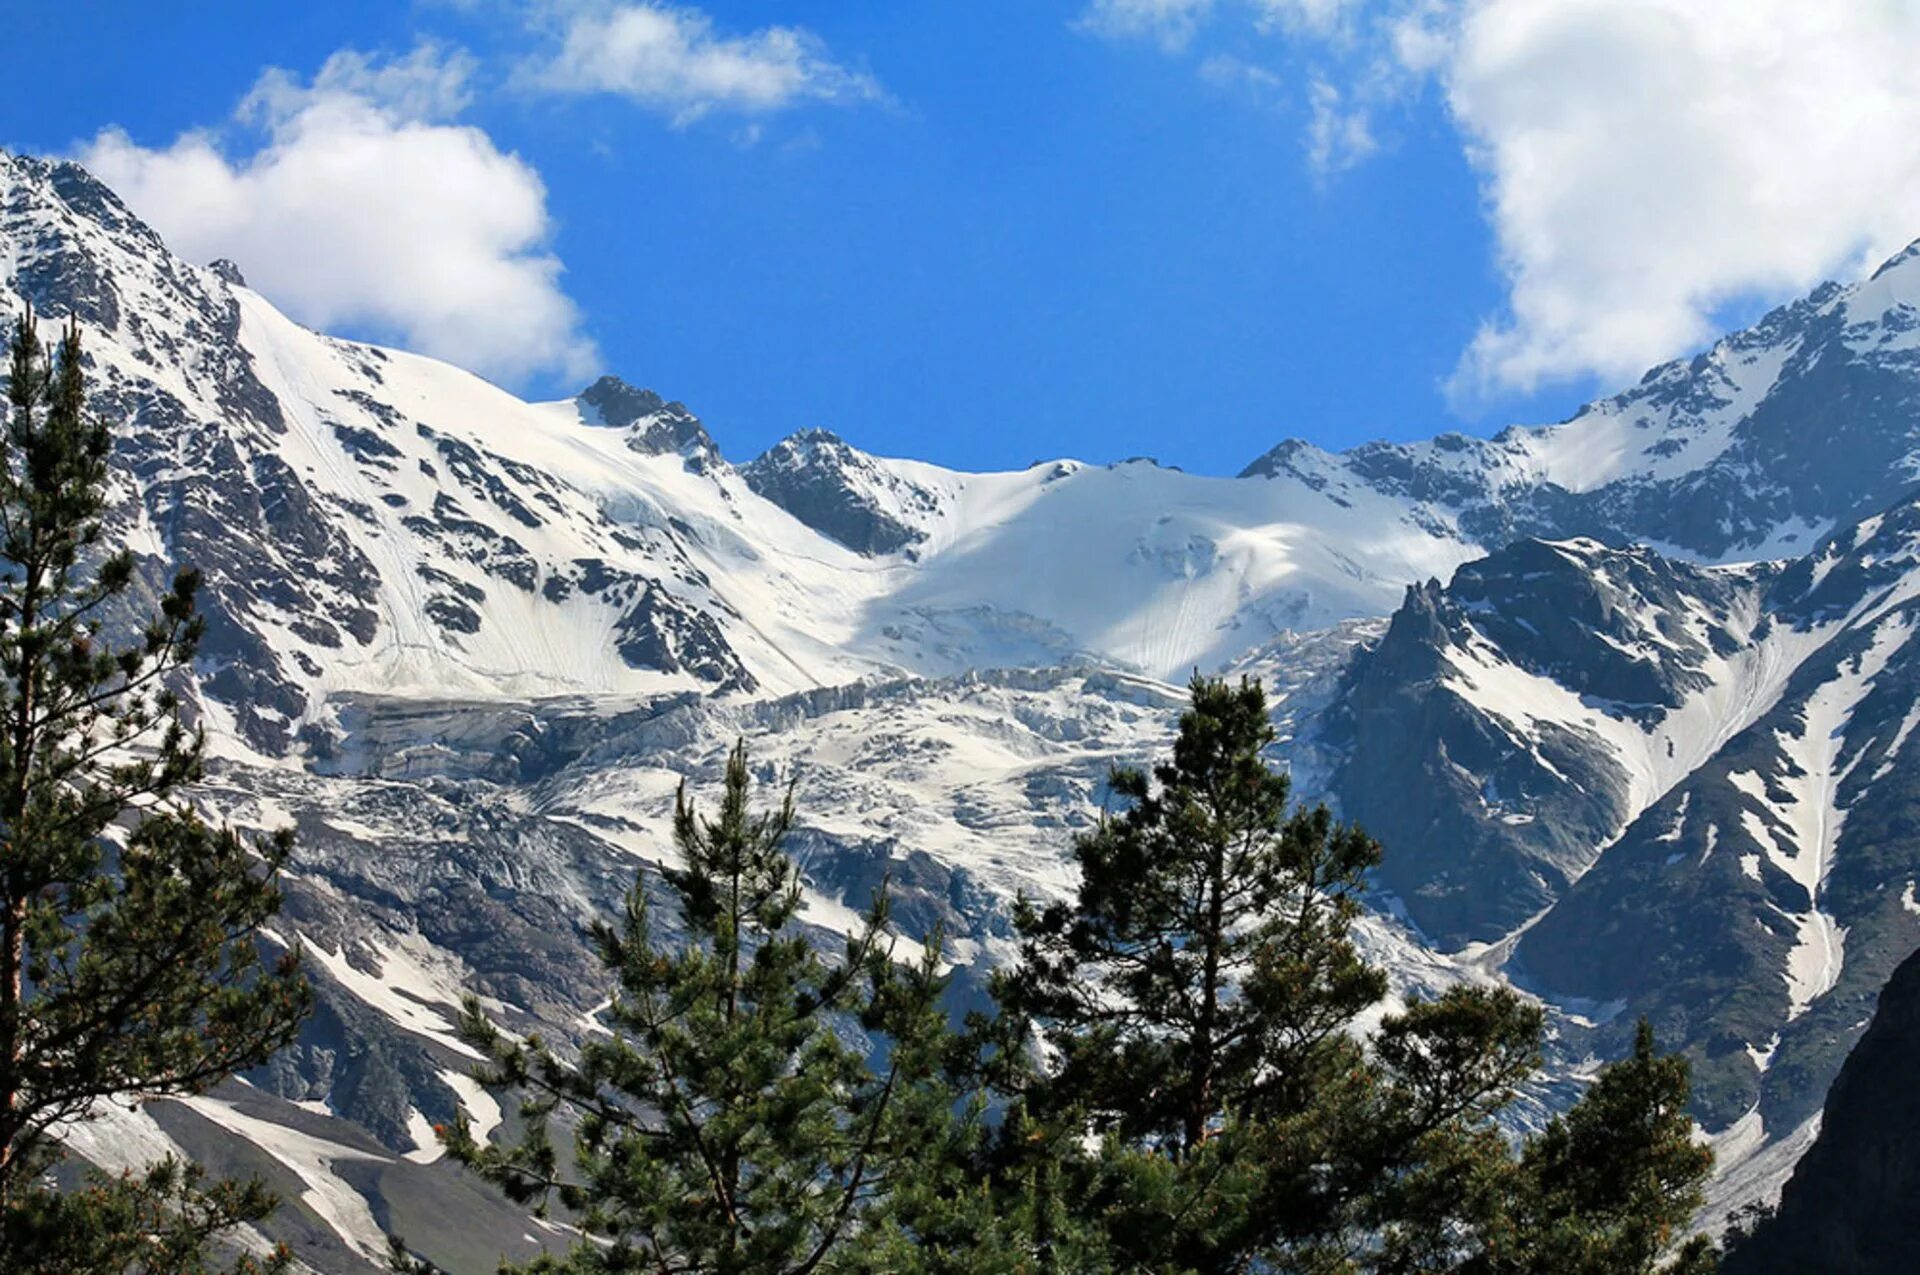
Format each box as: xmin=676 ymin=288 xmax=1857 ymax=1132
xmin=0 ymin=147 xmax=1497 ymax=746
xmin=1246 ymin=238 xmax=1920 ymax=562
xmin=12 ymin=144 xmax=1920 ymax=761
xmin=573 ymin=374 xmax=722 ymax=471
xmin=11 ymin=143 xmax=1920 ymax=761
xmin=741 ymin=427 xmax=950 ymax=556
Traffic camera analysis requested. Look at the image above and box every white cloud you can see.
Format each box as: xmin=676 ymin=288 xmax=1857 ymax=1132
xmin=1079 ymin=0 xmax=1217 ymax=51
xmin=1199 ymin=53 xmax=1283 ymax=100
xmin=1305 ymin=75 xmax=1376 ymax=174
xmin=1444 ymin=0 xmax=1920 ymax=399
xmin=1388 ymin=2 xmax=1454 ymax=76
xmin=1251 ymin=0 xmax=1363 ymax=39
xmin=244 ymin=42 xmax=478 ymax=123
xmin=1081 ymin=0 xmax=1356 ymax=50
xmin=79 ymin=44 xmax=596 ymax=386
xmin=522 ymin=3 xmax=885 ymax=124
xmin=1078 ymin=0 xmax=1399 ymax=171
xmin=1084 ymin=0 xmax=1920 ymax=404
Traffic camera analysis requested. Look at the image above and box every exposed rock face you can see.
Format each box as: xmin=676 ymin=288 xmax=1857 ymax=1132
xmin=741 ymin=428 xmax=942 ymax=556
xmin=1316 ymin=514 xmax=1920 ymax=1140
xmin=1326 ymin=537 xmax=1763 ymax=944
xmin=577 ymin=375 xmax=723 ymax=472
xmin=1517 ymin=503 xmax=1920 ymax=1134
xmin=1723 ymin=943 xmax=1920 ymax=1274
xmin=577 ymin=374 xmax=668 ymax=429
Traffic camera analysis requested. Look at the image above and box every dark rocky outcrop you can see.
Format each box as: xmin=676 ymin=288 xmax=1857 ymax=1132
xmin=577 ymin=375 xmax=722 ymax=471
xmin=741 ymin=429 xmax=938 ymax=557
xmin=1723 ymin=944 xmax=1920 ymax=1274
xmin=1324 ymin=537 xmax=1756 ymax=945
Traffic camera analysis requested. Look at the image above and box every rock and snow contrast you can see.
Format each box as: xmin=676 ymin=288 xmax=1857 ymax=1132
xmin=7 ymin=147 xmax=1920 ymax=1268
xmin=1722 ymin=941 xmax=1920 ymax=1272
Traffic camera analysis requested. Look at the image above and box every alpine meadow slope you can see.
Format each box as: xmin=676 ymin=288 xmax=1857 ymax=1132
xmin=6 ymin=147 xmax=1920 ymax=1268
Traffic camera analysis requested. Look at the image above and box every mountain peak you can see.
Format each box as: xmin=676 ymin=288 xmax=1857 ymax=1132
xmin=765 ymin=426 xmax=849 ymax=455
xmin=742 ymin=429 xmax=942 ymax=557
xmin=1237 ymin=437 xmax=1327 ymax=480
xmin=1236 ymin=236 xmax=1920 ymax=562
xmin=575 ymin=375 xmax=720 ymax=471
xmin=1867 ymin=234 xmax=1920 ymax=284
xmin=576 ymin=375 xmax=668 ymax=428
xmin=4 ymin=151 xmax=113 ymax=214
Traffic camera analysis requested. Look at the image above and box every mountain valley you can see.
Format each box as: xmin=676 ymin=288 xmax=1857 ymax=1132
xmin=7 ymin=148 xmax=1920 ymax=1269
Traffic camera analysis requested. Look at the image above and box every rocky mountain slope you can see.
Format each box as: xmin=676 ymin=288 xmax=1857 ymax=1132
xmin=9 ymin=147 xmax=1920 ymax=1269
xmin=1721 ymin=943 xmax=1920 ymax=1273
xmin=1326 ymin=518 xmax=1920 ymax=1158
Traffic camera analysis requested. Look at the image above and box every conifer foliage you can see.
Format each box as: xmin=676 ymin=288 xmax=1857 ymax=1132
xmin=988 ymin=674 xmax=1713 ymax=1273
xmin=0 ymin=309 xmax=309 ymax=1272
xmin=447 ymin=678 xmax=1720 ymax=1274
xmin=1480 ymin=1019 xmax=1718 ymax=1274
xmin=448 ymin=740 xmax=964 ymax=1274
xmin=999 ymin=673 xmax=1393 ymax=1158
xmin=988 ymin=675 xmax=1544 ymax=1270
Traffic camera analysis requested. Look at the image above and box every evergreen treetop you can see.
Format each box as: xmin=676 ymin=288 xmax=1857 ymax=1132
xmin=997 ymin=673 xmax=1389 ymax=1157
xmin=0 ymin=307 xmax=310 ymax=1272
xmin=446 ymin=676 xmax=1720 ymax=1275
xmin=1477 ymin=1019 xmax=1719 ymax=1274
xmin=448 ymin=740 xmax=972 ymax=1274
xmin=988 ymin=673 xmax=1707 ymax=1273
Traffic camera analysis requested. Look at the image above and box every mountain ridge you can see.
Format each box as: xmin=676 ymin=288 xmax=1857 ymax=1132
xmin=9 ymin=146 xmax=1920 ymax=1269
xmin=17 ymin=143 xmax=1920 ymax=745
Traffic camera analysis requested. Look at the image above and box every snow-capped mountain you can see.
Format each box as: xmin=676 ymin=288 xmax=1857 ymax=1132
xmin=1521 ymin=503 xmax=1920 ymax=1134
xmin=1242 ymin=252 xmax=1920 ymax=563
xmin=1327 ymin=537 xmax=1780 ymax=945
xmin=1320 ymin=518 xmax=1920 ymax=1161
xmin=8 ymin=146 xmax=1920 ymax=1269
xmin=14 ymin=145 xmax=1920 ymax=754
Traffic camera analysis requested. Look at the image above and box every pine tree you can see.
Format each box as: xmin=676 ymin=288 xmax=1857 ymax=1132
xmin=0 ymin=308 xmax=310 ymax=1271
xmin=448 ymin=740 xmax=970 ymax=1274
xmin=993 ymin=674 xmax=1544 ymax=1272
xmin=999 ymin=674 xmax=1389 ymax=1156
xmin=1479 ymin=1019 xmax=1718 ymax=1274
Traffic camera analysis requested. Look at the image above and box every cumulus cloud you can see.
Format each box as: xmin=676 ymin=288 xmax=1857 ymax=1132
xmin=522 ymin=3 xmax=885 ymax=124
xmin=79 ymin=44 xmax=596 ymax=386
xmin=1083 ymin=0 xmax=1920 ymax=404
xmin=1444 ymin=0 xmax=1920 ymax=399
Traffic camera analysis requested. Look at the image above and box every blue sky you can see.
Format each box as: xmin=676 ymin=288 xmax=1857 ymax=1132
xmin=12 ymin=2 xmax=1920 ymax=475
